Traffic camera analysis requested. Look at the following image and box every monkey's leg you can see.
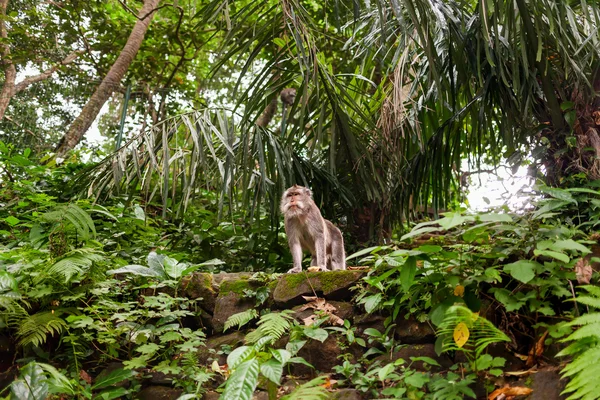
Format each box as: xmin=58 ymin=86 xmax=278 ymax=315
xmin=315 ymin=238 xmax=327 ymax=271
xmin=330 ymin=240 xmax=346 ymax=270
xmin=310 ymin=255 xmax=318 ymax=267
xmin=288 ymin=240 xmax=303 ymax=273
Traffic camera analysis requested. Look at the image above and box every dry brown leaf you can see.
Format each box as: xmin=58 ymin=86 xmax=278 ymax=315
xmin=307 ymin=266 xmax=321 ymax=272
xmin=321 ymin=376 xmax=337 ymax=389
xmin=504 ymin=369 xmax=537 ymax=376
xmin=526 ymin=331 xmax=549 ymax=367
xmin=328 ymin=313 xmax=344 ymax=326
xmin=514 ymin=353 xmax=528 ymax=361
xmin=79 ymin=370 xmax=92 ymax=384
xmin=575 ymin=258 xmax=593 ymax=284
xmin=347 ymin=266 xmax=370 ymax=270
xmin=299 ymin=296 xmax=337 ymax=313
xmin=488 ymin=386 xmax=533 ymax=399
xmin=299 ymin=296 xmax=343 ymax=326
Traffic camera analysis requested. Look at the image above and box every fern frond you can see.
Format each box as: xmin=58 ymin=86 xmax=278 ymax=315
xmin=245 ymin=311 xmax=294 ymax=344
xmin=438 ymin=306 xmax=510 ymax=359
xmin=42 ymin=204 xmax=96 ymax=240
xmin=565 ymin=313 xmax=600 ymax=327
xmin=45 ymin=248 xmax=104 ymax=283
xmin=561 ymin=345 xmax=600 ymax=399
xmin=17 ymin=311 xmax=67 ymax=347
xmin=280 ymin=377 xmax=329 ymax=400
xmin=224 ymin=309 xmax=259 ymax=332
xmin=559 ymin=286 xmax=600 ymax=399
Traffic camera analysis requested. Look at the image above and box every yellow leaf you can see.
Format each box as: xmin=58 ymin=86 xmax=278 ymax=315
xmin=454 ymin=285 xmax=465 ymax=297
xmin=454 ymin=322 xmax=470 ymax=348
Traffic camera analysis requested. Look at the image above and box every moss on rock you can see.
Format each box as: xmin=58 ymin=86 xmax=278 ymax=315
xmin=219 ymin=278 xmax=252 ymax=295
xmin=273 ymin=271 xmax=364 ymax=305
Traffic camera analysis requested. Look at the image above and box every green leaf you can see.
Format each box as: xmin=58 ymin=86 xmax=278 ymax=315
xmin=478 ymin=213 xmax=513 ymax=223
xmin=401 ymin=227 xmax=440 ymax=241
xmin=404 ymin=371 xmax=430 ymax=388
xmin=503 ymin=260 xmax=539 ymax=283
xmin=92 ymin=368 xmax=136 ymax=390
xmin=95 ymin=387 xmax=129 ymax=400
xmin=260 ymin=359 xmax=283 ymax=384
xmin=417 ymin=245 xmax=442 ymax=253
xmin=304 ymin=327 xmax=328 ymax=343
xmin=346 ymin=246 xmax=387 ymax=260
xmin=361 ymin=293 xmax=382 ymax=313
xmin=538 ymin=185 xmax=577 ymax=202
xmin=377 ymin=363 xmax=395 ymax=381
xmin=270 ymin=349 xmax=291 ymax=365
xmin=136 ymin=343 xmax=160 ymax=355
xmin=410 ymin=356 xmax=441 ymax=367
xmin=227 ymin=346 xmax=254 ymax=369
xmin=533 ymin=249 xmax=570 ymax=263
xmin=133 ymin=205 xmax=145 ymax=220
xmin=5 ymin=216 xmax=20 ymax=226
xmin=437 ymin=213 xmax=474 ymax=230
xmin=221 ymin=359 xmax=260 ymax=400
xmin=553 ymin=239 xmax=590 ymax=254
xmin=162 ymin=256 xmax=187 ymax=279
xmin=400 ymin=256 xmax=417 ymax=292
xmin=11 ymin=362 xmax=49 ymax=400
xmin=106 ymin=265 xmax=163 ymax=277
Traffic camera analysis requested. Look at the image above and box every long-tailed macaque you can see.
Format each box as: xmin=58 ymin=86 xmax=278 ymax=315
xmin=280 ymin=185 xmax=346 ymax=273
xmin=279 ymin=88 xmax=296 ymax=134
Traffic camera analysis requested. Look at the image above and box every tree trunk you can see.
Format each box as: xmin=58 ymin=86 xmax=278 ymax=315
xmin=56 ymin=0 xmax=161 ymax=156
xmin=0 ymin=0 xmax=16 ymax=121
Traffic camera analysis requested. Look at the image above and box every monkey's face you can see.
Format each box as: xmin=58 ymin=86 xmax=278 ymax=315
xmin=280 ymin=88 xmax=297 ymax=106
xmin=280 ymin=185 xmax=312 ymax=217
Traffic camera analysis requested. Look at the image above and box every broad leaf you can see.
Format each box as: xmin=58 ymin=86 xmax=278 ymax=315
xmin=503 ymin=260 xmax=539 ymax=283
xmin=221 ymin=359 xmax=260 ymax=400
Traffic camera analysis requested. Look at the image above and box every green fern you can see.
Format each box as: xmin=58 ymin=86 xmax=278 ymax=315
xmin=280 ymin=377 xmax=329 ymax=400
xmin=44 ymin=248 xmax=104 ymax=283
xmin=245 ymin=311 xmax=295 ymax=344
xmin=17 ymin=311 xmax=67 ymax=347
xmin=437 ymin=305 xmax=510 ymax=360
xmin=42 ymin=203 xmax=96 ymax=240
xmin=558 ymin=286 xmax=600 ymax=400
xmin=224 ymin=309 xmax=259 ymax=332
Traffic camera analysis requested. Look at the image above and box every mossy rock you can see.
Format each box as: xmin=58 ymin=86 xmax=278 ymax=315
xmin=219 ymin=278 xmax=253 ymax=295
xmin=180 ymin=273 xmax=216 ymax=313
xmin=273 ymin=271 xmax=364 ymax=305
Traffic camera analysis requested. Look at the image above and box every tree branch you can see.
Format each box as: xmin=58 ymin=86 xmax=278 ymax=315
xmin=14 ymin=50 xmax=83 ymax=93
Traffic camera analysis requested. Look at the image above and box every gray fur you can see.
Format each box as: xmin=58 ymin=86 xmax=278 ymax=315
xmin=280 ymin=185 xmax=346 ymax=273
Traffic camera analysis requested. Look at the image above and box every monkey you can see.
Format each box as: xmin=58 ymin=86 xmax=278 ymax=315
xmin=280 ymin=185 xmax=346 ymax=273
xmin=279 ymin=88 xmax=296 ymax=135
xmin=280 ymin=88 xmax=297 ymax=106
xmin=256 ymin=88 xmax=297 ymax=129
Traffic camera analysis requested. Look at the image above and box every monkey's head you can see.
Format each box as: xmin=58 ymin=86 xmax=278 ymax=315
xmin=280 ymin=185 xmax=313 ymax=217
xmin=280 ymin=88 xmax=297 ymax=106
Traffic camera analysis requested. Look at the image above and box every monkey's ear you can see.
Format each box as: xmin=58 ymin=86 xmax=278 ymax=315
xmin=304 ymin=187 xmax=313 ymax=198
